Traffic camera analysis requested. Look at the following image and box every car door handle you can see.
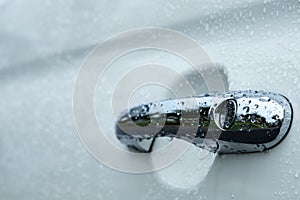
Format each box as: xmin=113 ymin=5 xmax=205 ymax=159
xmin=116 ymin=90 xmax=293 ymax=154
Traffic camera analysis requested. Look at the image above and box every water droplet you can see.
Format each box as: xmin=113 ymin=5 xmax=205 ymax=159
xmin=243 ymin=106 xmax=250 ymax=113
xmin=294 ymin=77 xmax=298 ymax=84
xmin=224 ymin=123 xmax=231 ymax=129
xmin=259 ymin=97 xmax=270 ymax=102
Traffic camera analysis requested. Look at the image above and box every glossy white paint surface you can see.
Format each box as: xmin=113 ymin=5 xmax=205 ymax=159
xmin=0 ymin=0 xmax=299 ymax=199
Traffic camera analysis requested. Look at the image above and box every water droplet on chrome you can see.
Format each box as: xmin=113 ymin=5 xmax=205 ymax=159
xmin=243 ymin=106 xmax=250 ymax=113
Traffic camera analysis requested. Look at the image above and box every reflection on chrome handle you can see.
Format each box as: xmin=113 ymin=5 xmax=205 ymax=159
xmin=115 ymin=91 xmax=293 ymax=154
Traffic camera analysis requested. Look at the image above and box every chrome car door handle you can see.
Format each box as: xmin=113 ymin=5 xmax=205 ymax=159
xmin=116 ymin=90 xmax=293 ymax=154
